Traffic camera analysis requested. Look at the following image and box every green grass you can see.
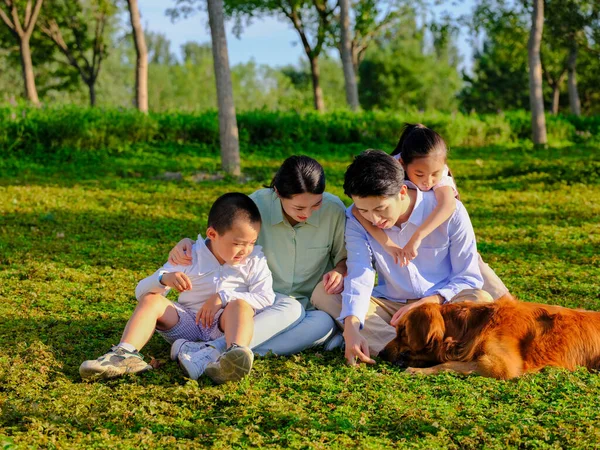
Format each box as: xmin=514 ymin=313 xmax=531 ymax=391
xmin=1 ymin=141 xmax=600 ymax=449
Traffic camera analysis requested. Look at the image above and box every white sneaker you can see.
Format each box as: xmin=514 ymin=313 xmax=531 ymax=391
xmin=324 ymin=331 xmax=345 ymax=352
xmin=176 ymin=343 xmax=221 ymax=380
xmin=170 ymin=339 xmax=209 ymax=361
xmin=205 ymin=344 xmax=254 ymax=384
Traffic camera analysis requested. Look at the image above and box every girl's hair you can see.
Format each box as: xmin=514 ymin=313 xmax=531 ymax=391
xmin=269 ymin=155 xmax=325 ymax=199
xmin=391 ymin=123 xmax=448 ymax=165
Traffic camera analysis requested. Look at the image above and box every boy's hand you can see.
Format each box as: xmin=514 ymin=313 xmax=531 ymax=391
xmin=323 ymin=269 xmax=344 ymax=294
xmin=160 ymin=272 xmax=192 ymax=292
xmin=168 ymin=238 xmax=195 ymax=266
xmin=196 ymin=293 xmax=223 ymax=328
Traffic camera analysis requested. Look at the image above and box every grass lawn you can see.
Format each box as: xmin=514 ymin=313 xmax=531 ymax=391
xmin=1 ymin=141 xmax=600 ymax=449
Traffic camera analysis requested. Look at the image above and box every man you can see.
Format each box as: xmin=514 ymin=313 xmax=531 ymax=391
xmin=312 ymin=150 xmax=505 ymax=365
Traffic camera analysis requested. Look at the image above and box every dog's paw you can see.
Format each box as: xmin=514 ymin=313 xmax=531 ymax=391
xmin=405 ymin=367 xmax=427 ymax=376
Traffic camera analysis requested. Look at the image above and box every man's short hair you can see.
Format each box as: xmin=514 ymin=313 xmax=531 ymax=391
xmin=344 ymin=149 xmax=405 ymax=198
xmin=208 ymin=193 xmax=262 ymax=234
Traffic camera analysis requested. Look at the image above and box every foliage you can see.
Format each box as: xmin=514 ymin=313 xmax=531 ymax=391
xmin=358 ymin=14 xmax=462 ymax=112
xmin=1 ymin=131 xmax=600 ymax=448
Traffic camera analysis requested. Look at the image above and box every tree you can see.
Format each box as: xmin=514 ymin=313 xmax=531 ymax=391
xmin=358 ymin=14 xmax=461 ymax=111
xmin=208 ymin=0 xmax=241 ymax=175
xmin=126 ymin=0 xmax=148 ymax=112
xmin=40 ymin=0 xmax=116 ymax=106
xmin=168 ymin=0 xmax=241 ymax=175
xmin=0 ymin=0 xmax=44 ymax=105
xmin=527 ymin=0 xmax=547 ymax=144
xmin=339 ymin=0 xmax=358 ymax=110
xmin=222 ymin=0 xmax=337 ymax=112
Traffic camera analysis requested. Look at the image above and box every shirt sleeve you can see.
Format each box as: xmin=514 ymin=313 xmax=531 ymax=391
xmin=330 ymin=203 xmax=348 ymax=267
xmin=218 ymin=252 xmax=276 ymax=311
xmin=433 ymin=203 xmax=484 ymax=302
xmin=432 ymin=165 xmax=458 ymax=198
xmin=338 ymin=212 xmax=376 ymax=327
xmin=135 ymin=261 xmax=178 ymax=300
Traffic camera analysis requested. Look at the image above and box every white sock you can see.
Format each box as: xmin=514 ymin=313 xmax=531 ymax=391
xmin=118 ymin=342 xmax=137 ymax=353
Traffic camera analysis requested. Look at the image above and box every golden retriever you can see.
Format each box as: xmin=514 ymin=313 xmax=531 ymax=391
xmin=379 ymin=295 xmax=600 ymax=379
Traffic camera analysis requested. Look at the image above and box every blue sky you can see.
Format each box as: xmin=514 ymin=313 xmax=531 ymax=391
xmin=139 ymin=0 xmax=476 ymax=71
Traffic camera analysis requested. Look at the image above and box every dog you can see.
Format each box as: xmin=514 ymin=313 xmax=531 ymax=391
xmin=379 ymin=295 xmax=600 ymax=379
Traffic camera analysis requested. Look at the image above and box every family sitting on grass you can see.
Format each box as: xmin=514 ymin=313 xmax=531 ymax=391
xmin=80 ymin=124 xmax=509 ymax=384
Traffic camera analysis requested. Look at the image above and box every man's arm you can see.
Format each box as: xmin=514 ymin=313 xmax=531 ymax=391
xmin=338 ymin=210 xmax=377 ymax=327
xmin=434 ymin=203 xmax=483 ymax=302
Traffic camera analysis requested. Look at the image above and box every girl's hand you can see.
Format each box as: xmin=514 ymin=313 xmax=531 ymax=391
xmin=160 ymin=272 xmax=192 ymax=292
xmin=323 ymin=269 xmax=344 ymax=294
xmin=196 ymin=293 xmax=223 ymax=328
xmin=384 ymin=243 xmax=410 ymax=267
xmin=401 ymin=237 xmax=422 ymax=262
xmin=168 ymin=238 xmax=195 ymax=266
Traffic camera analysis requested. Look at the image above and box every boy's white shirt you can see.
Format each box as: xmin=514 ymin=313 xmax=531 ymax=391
xmin=135 ymin=235 xmax=276 ymax=314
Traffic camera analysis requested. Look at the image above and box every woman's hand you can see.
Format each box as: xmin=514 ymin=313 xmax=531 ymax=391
xmin=323 ymin=269 xmax=344 ymax=294
xmin=168 ymin=238 xmax=195 ymax=266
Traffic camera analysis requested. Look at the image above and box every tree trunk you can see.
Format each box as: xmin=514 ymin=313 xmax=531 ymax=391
xmin=127 ymin=0 xmax=148 ymax=113
xmin=527 ymin=0 xmax=547 ymax=145
xmin=551 ymin=85 xmax=560 ymax=115
xmin=567 ymin=44 xmax=581 ymax=116
xmin=19 ymin=38 xmax=40 ymax=105
xmin=309 ymin=56 xmax=325 ymax=112
xmin=207 ymin=0 xmax=241 ymax=176
xmin=339 ymin=0 xmax=359 ymax=111
xmin=88 ymin=81 xmax=96 ymax=106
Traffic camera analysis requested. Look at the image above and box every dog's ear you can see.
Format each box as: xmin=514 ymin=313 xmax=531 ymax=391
xmin=405 ymin=303 xmax=445 ymax=351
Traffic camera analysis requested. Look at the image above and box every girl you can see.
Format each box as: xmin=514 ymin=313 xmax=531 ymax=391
xmin=169 ymin=155 xmax=347 ymax=355
xmin=353 ymin=123 xmax=458 ymax=266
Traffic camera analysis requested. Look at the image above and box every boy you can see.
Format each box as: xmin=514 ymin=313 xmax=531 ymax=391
xmin=79 ymin=193 xmax=275 ymax=384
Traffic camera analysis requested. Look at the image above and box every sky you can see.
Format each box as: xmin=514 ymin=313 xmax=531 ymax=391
xmin=138 ymin=0 xmax=476 ymax=72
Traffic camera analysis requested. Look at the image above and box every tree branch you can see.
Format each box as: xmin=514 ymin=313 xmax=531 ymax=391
xmin=0 ymin=6 xmax=16 ymax=33
xmin=25 ymin=0 xmax=44 ymax=35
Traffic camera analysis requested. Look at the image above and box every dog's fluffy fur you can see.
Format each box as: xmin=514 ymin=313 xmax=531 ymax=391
xmin=379 ymin=295 xmax=600 ymax=379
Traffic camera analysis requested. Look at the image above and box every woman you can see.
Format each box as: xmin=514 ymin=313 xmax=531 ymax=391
xmin=169 ymin=156 xmax=347 ymax=355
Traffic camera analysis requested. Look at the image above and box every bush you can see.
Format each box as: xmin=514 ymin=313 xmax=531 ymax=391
xmin=1 ymin=106 xmax=598 ymax=157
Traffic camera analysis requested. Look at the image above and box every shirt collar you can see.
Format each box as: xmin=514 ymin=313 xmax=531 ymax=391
xmin=405 ymin=183 xmax=426 ymax=226
xmin=195 ymin=234 xmax=221 ymax=271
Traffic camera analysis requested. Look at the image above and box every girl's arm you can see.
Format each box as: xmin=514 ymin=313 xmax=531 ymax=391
xmin=403 ymin=186 xmax=456 ymax=258
xmin=351 ymin=205 xmax=407 ymax=265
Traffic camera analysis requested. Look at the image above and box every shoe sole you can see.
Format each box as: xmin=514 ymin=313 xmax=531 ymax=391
xmin=205 ymin=348 xmax=254 ymax=385
xmin=171 ymin=339 xmax=188 ymax=361
xmin=79 ymin=362 xmax=152 ymax=380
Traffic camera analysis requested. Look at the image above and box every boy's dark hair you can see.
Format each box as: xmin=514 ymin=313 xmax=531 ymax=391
xmin=344 ymin=149 xmax=405 ymax=198
xmin=391 ymin=123 xmax=448 ymax=165
xmin=269 ymin=155 xmax=325 ymax=198
xmin=207 ymin=193 xmax=262 ymax=234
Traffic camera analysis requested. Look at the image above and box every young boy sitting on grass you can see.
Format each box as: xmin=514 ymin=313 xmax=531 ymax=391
xmin=79 ymin=192 xmax=275 ymax=384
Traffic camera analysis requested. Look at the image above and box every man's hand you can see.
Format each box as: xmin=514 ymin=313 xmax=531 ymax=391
xmin=196 ymin=293 xmax=223 ymax=328
xmin=390 ymin=294 xmax=444 ymax=326
xmin=160 ymin=271 xmax=192 ymax=293
xmin=168 ymin=238 xmax=195 ymax=266
xmin=343 ymin=316 xmax=375 ymax=366
xmin=323 ymin=269 xmax=344 ymax=294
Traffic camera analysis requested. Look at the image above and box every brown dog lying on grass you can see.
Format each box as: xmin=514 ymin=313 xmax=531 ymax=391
xmin=379 ymin=295 xmax=600 ymax=379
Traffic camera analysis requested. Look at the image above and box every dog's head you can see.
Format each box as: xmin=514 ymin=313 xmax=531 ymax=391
xmin=380 ymin=302 xmax=446 ymax=368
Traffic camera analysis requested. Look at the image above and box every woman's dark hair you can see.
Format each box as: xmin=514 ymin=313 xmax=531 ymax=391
xmin=391 ymin=123 xmax=448 ymax=165
xmin=344 ymin=149 xmax=405 ymax=198
xmin=269 ymin=155 xmax=325 ymax=199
